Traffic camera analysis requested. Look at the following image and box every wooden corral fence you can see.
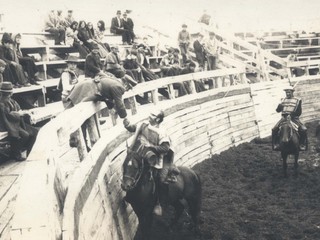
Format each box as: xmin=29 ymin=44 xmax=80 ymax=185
xmin=9 ymin=71 xmax=320 ymax=239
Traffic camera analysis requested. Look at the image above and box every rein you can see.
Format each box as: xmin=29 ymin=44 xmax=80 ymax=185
xmin=123 ymin=154 xmax=145 ymax=191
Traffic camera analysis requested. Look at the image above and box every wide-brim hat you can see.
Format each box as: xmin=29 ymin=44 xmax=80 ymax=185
xmin=116 ymin=10 xmax=121 ymax=14
xmin=92 ymin=43 xmax=100 ymax=50
xmin=65 ymin=55 xmax=80 ymax=63
xmin=110 ymin=45 xmax=119 ymax=51
xmin=0 ymin=82 xmax=13 ymax=92
xmin=182 ymin=24 xmax=187 ymax=28
xmin=284 ymin=85 xmax=295 ymax=91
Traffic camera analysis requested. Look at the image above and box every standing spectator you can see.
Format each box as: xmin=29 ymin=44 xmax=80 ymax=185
xmin=85 ymin=43 xmax=105 ymax=78
xmin=57 ymin=55 xmax=81 ymax=107
xmin=65 ymin=21 xmax=90 ymax=59
xmin=110 ymin=10 xmax=127 ymax=44
xmin=0 ymin=82 xmax=39 ymax=161
xmin=12 ymin=33 xmax=42 ymax=85
xmin=95 ymin=20 xmax=111 ymax=52
xmin=77 ymin=20 xmax=95 ymax=51
xmin=44 ymin=10 xmax=66 ymax=45
xmin=203 ymin=32 xmax=219 ymax=70
xmin=193 ymin=33 xmax=205 ymax=69
xmin=178 ymin=24 xmax=191 ymax=65
xmin=122 ymin=11 xmax=135 ymax=45
xmin=64 ymin=10 xmax=75 ymax=28
xmin=198 ymin=10 xmax=211 ymax=26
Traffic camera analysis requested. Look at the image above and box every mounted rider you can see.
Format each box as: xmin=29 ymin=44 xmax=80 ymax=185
xmin=272 ymin=85 xmax=307 ymax=151
xmin=123 ymin=108 xmax=180 ymax=216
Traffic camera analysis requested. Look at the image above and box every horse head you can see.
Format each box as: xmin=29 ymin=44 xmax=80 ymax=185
xmin=279 ymin=115 xmax=298 ymax=148
xmin=121 ymin=148 xmax=144 ymax=191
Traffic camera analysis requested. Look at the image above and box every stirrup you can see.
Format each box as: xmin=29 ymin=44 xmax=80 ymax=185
xmin=153 ymin=204 xmax=162 ymax=216
xmin=300 ymin=144 xmax=306 ymax=151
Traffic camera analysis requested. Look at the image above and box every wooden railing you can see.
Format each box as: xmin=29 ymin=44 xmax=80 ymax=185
xmin=10 ymin=67 xmax=248 ymax=240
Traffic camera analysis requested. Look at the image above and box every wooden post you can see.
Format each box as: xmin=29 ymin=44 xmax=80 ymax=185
xmin=151 ymin=89 xmax=159 ymax=104
xmin=71 ymin=128 xmax=87 ymax=162
xmin=109 ymin=109 xmax=118 ymax=126
xmin=189 ymin=80 xmax=196 ymax=94
xmin=86 ymin=115 xmax=100 ymax=147
xmin=168 ymin=84 xmax=176 ymax=99
xmin=128 ymin=96 xmax=137 ymax=115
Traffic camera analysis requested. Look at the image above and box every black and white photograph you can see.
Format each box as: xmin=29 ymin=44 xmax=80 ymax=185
xmin=1 ymin=0 xmax=320 ymax=239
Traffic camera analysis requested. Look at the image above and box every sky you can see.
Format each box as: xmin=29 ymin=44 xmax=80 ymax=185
xmin=1 ymin=0 xmax=320 ymax=37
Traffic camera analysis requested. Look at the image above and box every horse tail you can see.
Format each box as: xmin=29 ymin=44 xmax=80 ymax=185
xmin=194 ymin=171 xmax=202 ymax=216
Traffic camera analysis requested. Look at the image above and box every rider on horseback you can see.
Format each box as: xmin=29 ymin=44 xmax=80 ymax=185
xmin=272 ymin=85 xmax=307 ymax=151
xmin=123 ymin=108 xmax=180 ymax=216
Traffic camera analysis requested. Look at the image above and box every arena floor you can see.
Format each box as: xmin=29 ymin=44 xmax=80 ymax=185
xmin=144 ymin=121 xmax=320 ymax=240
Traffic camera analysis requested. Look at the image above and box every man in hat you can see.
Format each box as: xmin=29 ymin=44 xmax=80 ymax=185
xmin=0 ymin=82 xmax=39 ymax=161
xmin=44 ymin=10 xmax=66 ymax=45
xmin=85 ymin=43 xmax=105 ymax=78
xmin=203 ymin=32 xmax=219 ymax=70
xmin=178 ymin=24 xmax=191 ymax=64
xmin=123 ymin=108 xmax=180 ymax=216
xmin=58 ymin=56 xmax=82 ymax=107
xmin=110 ymin=10 xmax=127 ymax=44
xmin=193 ymin=33 xmax=206 ymax=69
xmin=122 ymin=11 xmax=135 ymax=45
xmin=105 ymin=45 xmax=137 ymax=90
xmin=64 ymin=10 xmax=75 ymax=28
xmin=272 ymin=85 xmax=307 ymax=151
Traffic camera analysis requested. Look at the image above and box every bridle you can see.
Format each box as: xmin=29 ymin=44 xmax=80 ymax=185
xmin=122 ymin=151 xmax=145 ymax=191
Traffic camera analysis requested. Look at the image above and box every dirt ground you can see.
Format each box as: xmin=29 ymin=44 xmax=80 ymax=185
xmin=145 ymin=121 xmax=320 ymax=240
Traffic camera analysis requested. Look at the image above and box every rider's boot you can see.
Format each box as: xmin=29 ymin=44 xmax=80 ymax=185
xmin=272 ymin=130 xmax=280 ymax=151
xmin=299 ymin=130 xmax=307 ymax=151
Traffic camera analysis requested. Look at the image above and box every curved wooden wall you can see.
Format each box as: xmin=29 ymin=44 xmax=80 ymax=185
xmin=10 ymin=73 xmax=320 ymax=240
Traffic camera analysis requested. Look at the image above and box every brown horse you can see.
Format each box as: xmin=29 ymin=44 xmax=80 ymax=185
xmin=278 ymin=115 xmax=301 ymax=177
xmin=121 ymin=147 xmax=202 ymax=240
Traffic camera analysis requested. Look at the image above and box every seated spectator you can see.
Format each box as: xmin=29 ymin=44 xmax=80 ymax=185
xmin=57 ymin=55 xmax=81 ymax=107
xmin=136 ymin=43 xmax=151 ymax=69
xmin=65 ymin=21 xmax=90 ymax=59
xmin=180 ymin=61 xmax=206 ymax=93
xmin=141 ymin=37 xmax=153 ymax=57
xmin=198 ymin=10 xmax=211 ymax=26
xmin=95 ymin=20 xmax=111 ymax=52
xmin=178 ymin=24 xmax=191 ymax=64
xmin=64 ymin=10 xmax=75 ymax=29
xmin=203 ymin=32 xmax=219 ymax=70
xmin=110 ymin=10 xmax=127 ymax=44
xmin=0 ymin=82 xmax=39 ymax=161
xmin=0 ymin=59 xmax=6 ymax=83
xmin=0 ymin=34 xmax=30 ymax=87
xmin=193 ymin=33 xmax=205 ymax=69
xmin=87 ymin=22 xmax=108 ymax=58
xmin=122 ymin=11 xmax=135 ymax=45
xmin=13 ymin=33 xmax=42 ymax=85
xmin=77 ymin=20 xmax=96 ymax=51
xmin=44 ymin=10 xmax=65 ymax=45
xmin=85 ymin=43 xmax=105 ymax=78
xmin=160 ymin=48 xmax=180 ymax=76
xmin=105 ymin=46 xmax=137 ymax=90
xmin=123 ymin=50 xmax=144 ymax=82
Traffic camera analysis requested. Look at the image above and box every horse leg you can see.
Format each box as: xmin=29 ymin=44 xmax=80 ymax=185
xmin=187 ymin=196 xmax=202 ymax=236
xmin=170 ymin=200 xmax=185 ymax=229
xmin=294 ymin=153 xmax=299 ymax=177
xmin=135 ymin=211 xmax=154 ymax=240
xmin=281 ymin=152 xmax=288 ymax=177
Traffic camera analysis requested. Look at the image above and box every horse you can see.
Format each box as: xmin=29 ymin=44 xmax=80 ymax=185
xmin=121 ymin=146 xmax=202 ymax=240
xmin=278 ymin=115 xmax=301 ymax=177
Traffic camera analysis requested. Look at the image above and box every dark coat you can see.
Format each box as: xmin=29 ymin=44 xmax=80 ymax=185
xmin=85 ymin=52 xmax=103 ymax=78
xmin=67 ymin=77 xmax=127 ymax=118
xmin=110 ymin=17 xmax=123 ymax=34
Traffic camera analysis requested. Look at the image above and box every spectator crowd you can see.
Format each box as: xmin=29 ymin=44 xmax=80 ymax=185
xmin=0 ymin=8 xmax=221 ymax=161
